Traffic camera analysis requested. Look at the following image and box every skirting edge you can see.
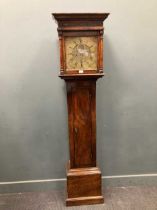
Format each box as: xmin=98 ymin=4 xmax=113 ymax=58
xmin=66 ymin=195 xmax=104 ymax=206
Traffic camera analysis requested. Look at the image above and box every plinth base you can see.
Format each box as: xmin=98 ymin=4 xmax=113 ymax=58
xmin=66 ymin=195 xmax=104 ymax=206
xmin=66 ymin=164 xmax=104 ymax=206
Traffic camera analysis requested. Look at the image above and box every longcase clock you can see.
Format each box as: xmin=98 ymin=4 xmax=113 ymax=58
xmin=52 ymin=13 xmax=109 ymax=206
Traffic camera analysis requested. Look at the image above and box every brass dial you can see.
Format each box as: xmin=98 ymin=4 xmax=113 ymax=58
xmin=65 ymin=37 xmax=98 ymax=71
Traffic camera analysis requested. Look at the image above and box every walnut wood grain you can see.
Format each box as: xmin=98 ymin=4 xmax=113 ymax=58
xmin=52 ymin=13 xmax=109 ymax=75
xmin=59 ymin=36 xmax=64 ymax=74
xmin=52 ymin=13 xmax=109 ymax=206
xmin=52 ymin=13 xmax=109 ymax=23
xmin=66 ymin=163 xmax=103 ymax=206
xmin=66 ymin=80 xmax=96 ymax=168
xmin=66 ymin=196 xmax=104 ymax=206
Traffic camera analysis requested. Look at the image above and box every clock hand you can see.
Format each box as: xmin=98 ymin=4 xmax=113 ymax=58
xmin=73 ymin=41 xmax=78 ymax=45
xmin=89 ymin=45 xmax=94 ymax=49
xmin=78 ymin=38 xmax=82 ymax=44
xmin=80 ymin=59 xmax=83 ymax=69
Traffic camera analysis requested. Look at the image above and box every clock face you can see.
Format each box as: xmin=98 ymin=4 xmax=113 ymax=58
xmin=65 ymin=36 xmax=98 ymax=72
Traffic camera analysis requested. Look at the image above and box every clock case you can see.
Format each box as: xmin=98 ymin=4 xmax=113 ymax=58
xmin=52 ymin=13 xmax=109 ymax=206
xmin=53 ymin=13 xmax=109 ymax=79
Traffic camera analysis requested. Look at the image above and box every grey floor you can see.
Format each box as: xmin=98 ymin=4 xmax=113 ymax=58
xmin=0 ymin=186 xmax=157 ymax=210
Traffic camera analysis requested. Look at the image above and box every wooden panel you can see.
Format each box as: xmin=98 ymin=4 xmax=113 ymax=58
xmin=66 ymin=80 xmax=96 ymax=168
xmin=62 ymin=31 xmax=99 ymax=37
xmin=66 ymin=166 xmax=103 ymax=206
xmin=73 ymin=86 xmax=92 ymax=167
xmin=67 ymin=169 xmax=102 ymax=198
